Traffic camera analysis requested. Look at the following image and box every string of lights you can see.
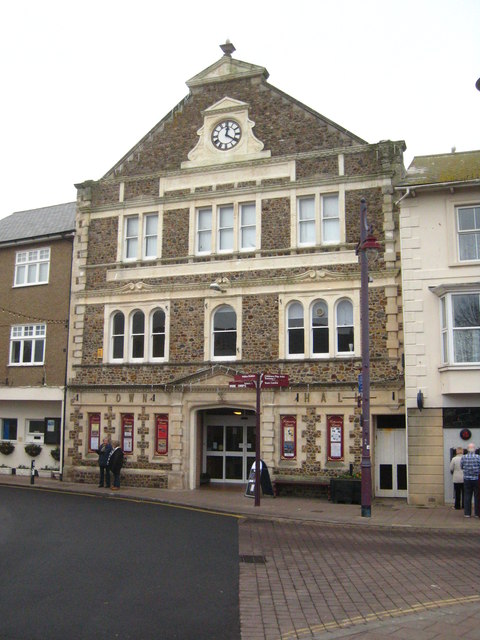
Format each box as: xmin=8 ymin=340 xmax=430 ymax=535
xmin=0 ymin=305 xmax=68 ymax=325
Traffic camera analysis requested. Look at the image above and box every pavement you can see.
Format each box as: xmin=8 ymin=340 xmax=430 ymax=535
xmin=0 ymin=473 xmax=475 ymax=530
xmin=2 ymin=475 xmax=480 ymax=640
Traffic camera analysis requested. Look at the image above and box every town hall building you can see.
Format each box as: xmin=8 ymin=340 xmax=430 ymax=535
xmin=63 ymin=43 xmax=406 ymax=495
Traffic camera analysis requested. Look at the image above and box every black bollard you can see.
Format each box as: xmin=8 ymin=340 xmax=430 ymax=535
xmin=30 ymin=459 xmax=35 ymax=485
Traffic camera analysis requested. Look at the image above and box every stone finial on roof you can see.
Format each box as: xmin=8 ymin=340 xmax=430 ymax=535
xmin=220 ymin=40 xmax=236 ymax=57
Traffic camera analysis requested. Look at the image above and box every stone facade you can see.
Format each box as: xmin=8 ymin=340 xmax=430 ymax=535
xmin=64 ymin=46 xmax=406 ymax=492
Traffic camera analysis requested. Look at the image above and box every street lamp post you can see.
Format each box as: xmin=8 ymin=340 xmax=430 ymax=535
xmin=357 ymin=198 xmax=381 ymax=518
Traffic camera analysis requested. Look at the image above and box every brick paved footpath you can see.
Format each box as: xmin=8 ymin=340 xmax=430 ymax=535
xmin=239 ymin=519 xmax=480 ymax=640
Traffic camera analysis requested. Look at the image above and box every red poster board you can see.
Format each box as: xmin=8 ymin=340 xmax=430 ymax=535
xmin=121 ymin=413 xmax=134 ymax=454
xmin=88 ymin=413 xmax=101 ymax=452
xmin=281 ymin=415 xmax=297 ymax=459
xmin=327 ymin=415 xmax=344 ymax=461
xmin=155 ymin=414 xmax=168 ymax=455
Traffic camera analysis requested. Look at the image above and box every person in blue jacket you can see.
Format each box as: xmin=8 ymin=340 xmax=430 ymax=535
xmin=97 ymin=437 xmax=113 ymax=488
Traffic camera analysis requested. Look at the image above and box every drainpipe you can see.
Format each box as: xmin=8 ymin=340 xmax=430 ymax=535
xmin=60 ymin=235 xmax=75 ymax=481
xmin=394 ymin=187 xmax=411 ymax=207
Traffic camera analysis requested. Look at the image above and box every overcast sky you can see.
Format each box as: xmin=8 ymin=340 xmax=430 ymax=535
xmin=0 ymin=0 xmax=478 ymax=219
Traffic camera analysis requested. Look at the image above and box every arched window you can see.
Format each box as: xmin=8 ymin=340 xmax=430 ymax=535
xmin=111 ymin=312 xmax=125 ymax=360
xmin=213 ymin=306 xmax=237 ymax=358
xmin=287 ymin=302 xmax=305 ymax=356
xmin=151 ymin=309 xmax=166 ymax=359
xmin=311 ymin=300 xmax=329 ymax=355
xmin=336 ymin=299 xmax=354 ymax=353
xmin=131 ymin=310 xmax=145 ymax=359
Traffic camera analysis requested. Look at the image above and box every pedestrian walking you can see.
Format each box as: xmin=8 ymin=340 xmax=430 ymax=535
xmin=450 ymin=447 xmax=464 ymax=510
xmin=107 ymin=440 xmax=124 ymax=491
xmin=97 ymin=437 xmax=112 ymax=488
xmin=460 ymin=443 xmax=480 ymax=517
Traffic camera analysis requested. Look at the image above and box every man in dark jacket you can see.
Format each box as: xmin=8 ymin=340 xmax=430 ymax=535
xmin=97 ymin=437 xmax=113 ymax=488
xmin=107 ymin=441 xmax=124 ymax=491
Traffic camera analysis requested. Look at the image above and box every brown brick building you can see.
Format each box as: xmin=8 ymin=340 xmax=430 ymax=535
xmin=0 ymin=203 xmax=75 ymax=475
xmin=64 ymin=44 xmax=406 ymax=494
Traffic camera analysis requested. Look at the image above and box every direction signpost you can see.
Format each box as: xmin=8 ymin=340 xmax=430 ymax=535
xmin=230 ymin=372 xmax=289 ymax=506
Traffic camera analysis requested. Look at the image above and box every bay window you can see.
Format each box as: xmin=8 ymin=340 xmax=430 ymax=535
xmin=442 ymin=293 xmax=480 ymax=364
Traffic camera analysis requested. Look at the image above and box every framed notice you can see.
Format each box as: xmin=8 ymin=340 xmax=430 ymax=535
xmin=281 ymin=415 xmax=297 ymax=460
xmin=88 ymin=413 xmax=101 ymax=452
xmin=44 ymin=417 xmax=61 ymax=445
xmin=155 ymin=414 xmax=168 ymax=455
xmin=327 ymin=415 xmax=344 ymax=461
xmin=121 ymin=413 xmax=134 ymax=454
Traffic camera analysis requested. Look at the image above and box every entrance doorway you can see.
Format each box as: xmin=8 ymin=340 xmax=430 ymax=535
xmin=375 ymin=414 xmax=407 ymax=498
xmin=202 ymin=410 xmax=256 ymax=483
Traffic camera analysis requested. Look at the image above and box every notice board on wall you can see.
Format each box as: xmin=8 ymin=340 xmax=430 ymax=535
xmin=327 ymin=415 xmax=344 ymax=461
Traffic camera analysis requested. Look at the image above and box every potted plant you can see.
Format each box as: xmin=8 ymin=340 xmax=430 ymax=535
xmin=0 ymin=441 xmax=15 ymax=455
xmin=25 ymin=443 xmax=42 ymax=457
xmin=51 ymin=447 xmax=61 ymax=462
xmin=16 ymin=464 xmax=30 ymax=476
xmin=0 ymin=464 xmax=12 ymax=475
xmin=38 ymin=465 xmax=60 ymax=478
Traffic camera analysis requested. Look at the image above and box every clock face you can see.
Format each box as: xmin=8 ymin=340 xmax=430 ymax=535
xmin=211 ymin=120 xmax=241 ymax=150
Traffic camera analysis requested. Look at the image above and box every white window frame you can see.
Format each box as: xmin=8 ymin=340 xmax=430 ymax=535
xmin=217 ymin=205 xmax=234 ymax=253
xmin=286 ymin=302 xmax=305 ymax=359
xmin=456 ymin=204 xmax=480 ymax=262
xmin=279 ymin=294 xmax=358 ymax=359
xmin=14 ymin=248 xmax=50 ymax=287
xmin=211 ymin=304 xmax=237 ymax=361
xmin=106 ymin=304 xmax=169 ymax=364
xmin=26 ymin=419 xmax=45 ymax=444
xmin=150 ymin=308 xmax=167 ymax=362
xmin=130 ymin=310 xmax=146 ymax=362
xmin=294 ymin=190 xmax=343 ymax=248
xmin=123 ymin=212 xmax=159 ymax=262
xmin=310 ymin=299 xmax=329 ymax=358
xmin=194 ymin=201 xmax=258 ymax=256
xmin=9 ymin=324 xmax=46 ymax=366
xmin=335 ymin=299 xmax=355 ymax=356
xmin=111 ymin=311 xmax=125 ymax=362
xmin=297 ymin=197 xmax=316 ymax=246
xmin=441 ymin=292 xmax=480 ymax=365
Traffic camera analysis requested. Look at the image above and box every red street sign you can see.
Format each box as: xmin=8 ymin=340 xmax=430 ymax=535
xmin=234 ymin=374 xmax=257 ymax=382
xmin=262 ymin=374 xmax=289 ymax=388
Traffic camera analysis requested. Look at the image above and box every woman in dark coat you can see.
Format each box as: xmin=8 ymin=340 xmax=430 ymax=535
xmin=107 ymin=440 xmax=124 ymax=491
xmin=97 ymin=437 xmax=112 ymax=488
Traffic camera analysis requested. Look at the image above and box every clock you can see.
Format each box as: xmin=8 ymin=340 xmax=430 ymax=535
xmin=211 ymin=120 xmax=241 ymax=150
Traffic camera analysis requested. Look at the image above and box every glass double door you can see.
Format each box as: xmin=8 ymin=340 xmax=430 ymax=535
xmin=204 ymin=421 xmax=256 ymax=483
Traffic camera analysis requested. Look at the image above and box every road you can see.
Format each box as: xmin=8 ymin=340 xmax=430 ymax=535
xmin=0 ymin=486 xmax=240 ymax=640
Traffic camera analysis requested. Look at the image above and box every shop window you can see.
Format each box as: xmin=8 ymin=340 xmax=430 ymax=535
xmin=1 ymin=418 xmax=18 ymax=441
xmin=26 ymin=419 xmax=45 ymax=444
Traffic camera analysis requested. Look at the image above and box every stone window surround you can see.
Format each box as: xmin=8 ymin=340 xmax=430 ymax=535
xmin=14 ymin=247 xmax=51 ymax=287
xmin=291 ymin=185 xmax=345 ymax=249
xmin=117 ymin=209 xmax=161 ymax=264
xmin=204 ymin=297 xmax=242 ymax=362
xmin=191 ymin=196 xmax=261 ymax=256
xmin=103 ymin=301 xmax=170 ymax=364
xmin=279 ymin=292 xmax=359 ymax=360
xmin=439 ymin=290 xmax=480 ymax=366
